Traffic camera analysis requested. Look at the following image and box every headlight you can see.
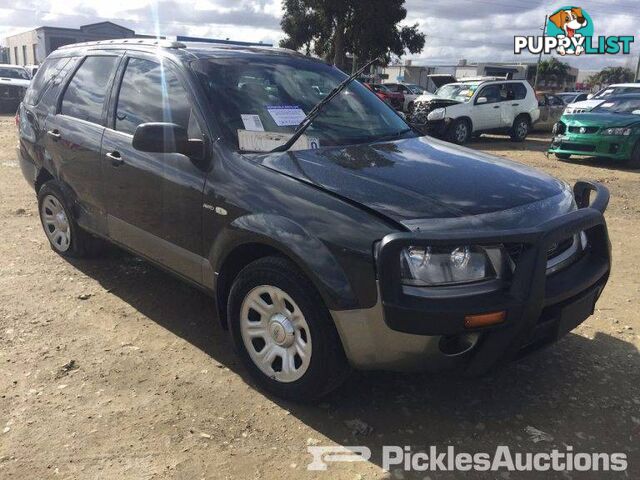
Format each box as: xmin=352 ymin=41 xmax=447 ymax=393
xmin=602 ymin=127 xmax=632 ymax=136
xmin=427 ymin=108 xmax=445 ymax=121
xmin=400 ymin=245 xmax=499 ymax=286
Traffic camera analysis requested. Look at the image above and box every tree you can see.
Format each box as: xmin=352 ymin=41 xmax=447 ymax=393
xmin=279 ymin=0 xmax=425 ymax=71
xmin=537 ymin=58 xmax=571 ymax=88
xmin=587 ymin=67 xmax=635 ymax=88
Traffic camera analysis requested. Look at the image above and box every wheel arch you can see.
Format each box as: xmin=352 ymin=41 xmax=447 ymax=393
xmin=514 ymin=112 xmax=532 ymax=125
xmin=211 ymin=214 xmax=358 ymax=329
xmin=34 ymin=167 xmax=54 ymax=193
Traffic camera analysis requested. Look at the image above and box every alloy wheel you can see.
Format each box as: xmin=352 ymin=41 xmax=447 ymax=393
xmin=40 ymin=194 xmax=71 ymax=252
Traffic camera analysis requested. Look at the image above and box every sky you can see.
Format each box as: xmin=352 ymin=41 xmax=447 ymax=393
xmin=0 ymin=0 xmax=638 ymax=72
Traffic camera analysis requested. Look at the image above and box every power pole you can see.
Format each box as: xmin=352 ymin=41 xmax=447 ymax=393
xmin=635 ymin=54 xmax=640 ymax=82
xmin=533 ymin=15 xmax=548 ymax=91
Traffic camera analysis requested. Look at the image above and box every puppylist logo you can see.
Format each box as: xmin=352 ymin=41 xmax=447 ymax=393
xmin=515 ymin=6 xmax=634 ymax=56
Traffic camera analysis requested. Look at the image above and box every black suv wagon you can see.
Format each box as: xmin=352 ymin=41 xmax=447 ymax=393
xmin=17 ymin=39 xmax=611 ymax=401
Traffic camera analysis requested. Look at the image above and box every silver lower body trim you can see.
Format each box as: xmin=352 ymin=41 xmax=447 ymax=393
xmin=330 ymin=294 xmax=469 ymax=372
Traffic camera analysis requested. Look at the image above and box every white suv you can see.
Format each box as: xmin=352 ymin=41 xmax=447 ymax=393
xmin=409 ymin=80 xmax=540 ymax=144
xmin=564 ymin=83 xmax=640 ymax=114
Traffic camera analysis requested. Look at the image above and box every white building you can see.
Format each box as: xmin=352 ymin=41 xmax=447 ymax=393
xmin=5 ymin=22 xmax=139 ymax=65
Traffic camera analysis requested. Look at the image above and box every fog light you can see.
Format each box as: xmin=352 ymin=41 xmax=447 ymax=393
xmin=464 ymin=311 xmax=506 ymax=329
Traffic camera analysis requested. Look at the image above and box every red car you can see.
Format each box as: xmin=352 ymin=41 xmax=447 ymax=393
xmin=364 ymin=83 xmax=404 ymax=110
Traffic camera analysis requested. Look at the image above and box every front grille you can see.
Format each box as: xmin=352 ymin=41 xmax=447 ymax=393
xmin=504 ymin=243 xmax=524 ymax=264
xmin=546 ymin=236 xmax=574 ymax=261
xmin=559 ymin=142 xmax=595 ymax=152
xmin=505 ymin=234 xmax=581 ymax=275
xmin=568 ymin=126 xmax=599 ymax=134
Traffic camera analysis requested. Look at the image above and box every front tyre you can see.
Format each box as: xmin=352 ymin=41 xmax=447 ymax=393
xmin=37 ymin=181 xmax=105 ymax=258
xmin=228 ymin=256 xmax=349 ymax=402
xmin=510 ymin=115 xmax=530 ymax=142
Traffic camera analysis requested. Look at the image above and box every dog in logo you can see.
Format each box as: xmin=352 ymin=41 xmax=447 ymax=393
xmin=549 ymin=7 xmax=588 ymax=55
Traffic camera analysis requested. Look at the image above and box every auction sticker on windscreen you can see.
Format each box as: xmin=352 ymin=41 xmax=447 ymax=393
xmin=267 ymin=105 xmax=307 ymax=126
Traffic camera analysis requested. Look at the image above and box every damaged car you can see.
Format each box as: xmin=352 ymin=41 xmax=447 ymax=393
xmin=409 ymin=79 xmax=540 ymax=144
xmin=17 ymin=41 xmax=610 ymax=401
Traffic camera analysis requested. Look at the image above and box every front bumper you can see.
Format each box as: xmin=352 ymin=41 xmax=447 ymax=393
xmin=549 ymin=133 xmax=635 ymax=160
xmin=332 ymin=181 xmax=611 ymax=373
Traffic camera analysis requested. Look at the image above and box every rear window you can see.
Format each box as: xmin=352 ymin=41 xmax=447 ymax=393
xmin=24 ymin=57 xmax=71 ymax=106
xmin=60 ymin=55 xmax=119 ymax=124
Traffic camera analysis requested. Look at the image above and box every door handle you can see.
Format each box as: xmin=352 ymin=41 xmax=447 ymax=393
xmin=512 ymin=103 xmax=520 ymax=106
xmin=47 ymin=129 xmax=61 ymax=140
xmin=493 ymin=105 xmax=500 ymax=109
xmin=106 ymin=151 xmax=124 ymax=166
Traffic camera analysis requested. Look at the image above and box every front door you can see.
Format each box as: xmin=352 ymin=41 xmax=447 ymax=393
xmin=102 ymin=54 xmax=207 ymax=283
xmin=473 ymin=84 xmax=502 ymax=130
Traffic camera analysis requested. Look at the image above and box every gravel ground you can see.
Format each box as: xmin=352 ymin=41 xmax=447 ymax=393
xmin=0 ymin=113 xmax=638 ymax=479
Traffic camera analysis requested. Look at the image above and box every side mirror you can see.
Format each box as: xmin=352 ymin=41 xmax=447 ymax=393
xmin=132 ymin=122 xmax=189 ymax=155
xmin=587 ymin=93 xmax=594 ymax=100
xmin=476 ymin=97 xmax=488 ymax=105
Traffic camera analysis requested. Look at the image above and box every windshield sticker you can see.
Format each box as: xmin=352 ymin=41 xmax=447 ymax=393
xmin=241 ymin=114 xmax=265 ymax=132
xmin=238 ymin=130 xmax=319 ymax=152
xmin=267 ymin=105 xmax=307 ymax=127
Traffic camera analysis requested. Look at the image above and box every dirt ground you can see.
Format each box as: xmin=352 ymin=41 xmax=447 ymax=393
xmin=0 ymin=113 xmax=638 ymax=479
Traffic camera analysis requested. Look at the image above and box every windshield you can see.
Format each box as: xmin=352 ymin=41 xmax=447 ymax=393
xmin=593 ymin=86 xmax=640 ymax=100
xmin=557 ymin=93 xmax=577 ymax=103
xmin=0 ymin=67 xmax=29 ymax=80
xmin=407 ymin=84 xmax=425 ymax=94
xmin=192 ymin=56 xmax=411 ymax=152
xmin=592 ymin=97 xmax=640 ymax=114
xmin=434 ymin=83 xmax=479 ymax=102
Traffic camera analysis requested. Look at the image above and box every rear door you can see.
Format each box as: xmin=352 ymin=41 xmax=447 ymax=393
xmin=504 ymin=82 xmax=529 ymax=127
xmin=43 ymin=53 xmax=122 ymax=236
xmin=102 ymin=53 xmax=208 ymax=282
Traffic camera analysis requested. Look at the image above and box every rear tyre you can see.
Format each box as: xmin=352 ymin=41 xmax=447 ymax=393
xmin=447 ymin=118 xmax=471 ymax=145
xmin=555 ymin=153 xmax=571 ymax=161
xmin=228 ymin=256 xmax=350 ymax=402
xmin=37 ymin=181 xmax=106 ymax=258
xmin=626 ymin=142 xmax=640 ymax=169
xmin=510 ymin=115 xmax=530 ymax=142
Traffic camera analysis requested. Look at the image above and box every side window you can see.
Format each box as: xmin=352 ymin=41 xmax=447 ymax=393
xmin=115 ymin=58 xmax=197 ymax=137
xmin=477 ymin=85 xmax=501 ymax=104
xmin=23 ymin=57 xmax=70 ymax=106
xmin=510 ymin=83 xmax=527 ymax=101
xmin=61 ymin=56 xmax=119 ymax=124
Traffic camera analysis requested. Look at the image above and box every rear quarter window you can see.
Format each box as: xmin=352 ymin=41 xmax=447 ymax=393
xmin=23 ymin=57 xmax=71 ymax=106
xmin=511 ymin=83 xmax=527 ymax=101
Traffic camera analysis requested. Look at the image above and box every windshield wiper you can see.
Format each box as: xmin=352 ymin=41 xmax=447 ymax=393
xmin=270 ymin=56 xmax=382 ymax=153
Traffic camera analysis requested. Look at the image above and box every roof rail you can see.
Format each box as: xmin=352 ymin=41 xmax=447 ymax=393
xmin=58 ymin=38 xmax=187 ymax=50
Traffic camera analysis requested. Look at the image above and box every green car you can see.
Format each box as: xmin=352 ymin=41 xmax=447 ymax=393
xmin=549 ymin=94 xmax=640 ymax=168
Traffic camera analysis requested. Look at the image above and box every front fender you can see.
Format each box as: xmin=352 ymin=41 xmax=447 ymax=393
xmin=209 ymin=213 xmax=360 ymax=311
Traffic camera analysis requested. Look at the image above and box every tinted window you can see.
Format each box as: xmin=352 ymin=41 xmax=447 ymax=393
xmin=24 ymin=57 xmax=70 ymax=105
xmin=61 ymin=56 xmax=119 ymax=124
xmin=478 ymin=85 xmax=501 ymax=103
xmin=115 ymin=58 xmax=193 ymax=136
xmin=509 ymin=83 xmax=527 ymax=100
